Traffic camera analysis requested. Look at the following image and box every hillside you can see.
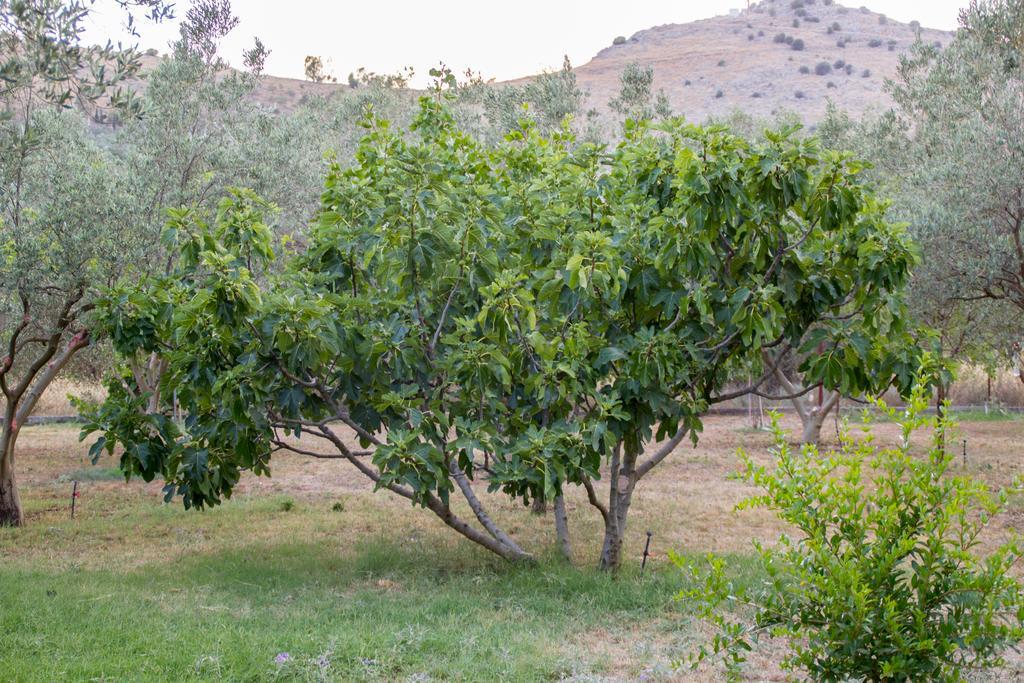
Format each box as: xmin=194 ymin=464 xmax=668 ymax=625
xmin=135 ymin=1 xmax=953 ymax=125
xmin=575 ymin=0 xmax=952 ymax=123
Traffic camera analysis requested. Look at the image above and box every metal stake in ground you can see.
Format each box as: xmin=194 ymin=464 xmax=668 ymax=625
xmin=963 ymin=439 xmax=968 ymax=468
xmin=641 ymin=531 xmax=653 ymax=572
xmin=71 ymin=480 xmax=79 ymax=519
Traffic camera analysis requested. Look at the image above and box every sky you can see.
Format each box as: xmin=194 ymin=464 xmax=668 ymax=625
xmin=84 ymin=0 xmax=968 ymax=86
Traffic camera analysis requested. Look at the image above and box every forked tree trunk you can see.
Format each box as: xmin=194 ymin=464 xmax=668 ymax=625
xmin=0 ymin=328 xmax=89 ymax=528
xmin=800 ymin=401 xmax=834 ymax=445
xmin=598 ymin=444 xmax=639 ymax=571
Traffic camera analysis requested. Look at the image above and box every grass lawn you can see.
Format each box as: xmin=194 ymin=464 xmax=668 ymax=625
xmin=2 ymin=414 xmax=1023 ymax=681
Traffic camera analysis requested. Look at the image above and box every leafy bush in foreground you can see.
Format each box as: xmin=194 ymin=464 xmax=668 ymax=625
xmin=678 ymin=386 xmax=1024 ymax=682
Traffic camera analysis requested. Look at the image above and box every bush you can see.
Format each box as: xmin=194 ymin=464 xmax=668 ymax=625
xmin=860 ymin=5 xmax=870 ymax=13
xmin=773 ymin=32 xmax=788 ymax=43
xmin=678 ymin=391 xmax=1024 ymax=682
xmin=827 ymin=80 xmax=836 ymax=88
xmin=717 ymin=59 xmax=726 ymax=67
xmin=684 ymin=79 xmax=691 ymax=86
xmin=795 ymin=8 xmax=806 ymax=17
xmin=785 ymin=35 xmax=795 ymax=44
xmin=910 ymin=19 xmax=921 ymax=30
xmin=804 ymin=15 xmax=820 ymax=23
xmin=878 ymin=13 xmax=888 ymax=24
xmin=751 ymin=92 xmax=762 ymax=98
xmin=814 ymin=61 xmax=832 ymax=75
xmin=792 ymin=18 xmax=800 ymax=28
xmin=757 ymin=30 xmax=764 ymax=36
xmin=845 ymin=63 xmax=854 ymax=75
xmin=833 ymin=58 xmax=845 ymax=69
xmin=748 ymin=33 xmax=754 ymax=41
xmin=714 ymin=89 xmax=724 ymax=99
xmin=798 ymin=64 xmax=810 ymax=74
xmin=861 ymin=68 xmax=871 ymax=77
xmin=791 ymin=38 xmax=805 ymax=51
xmin=836 ymin=39 xmax=846 ymax=47
xmin=830 ymin=21 xmax=841 ymax=31
xmin=869 ymin=38 xmax=883 ymax=47
xmin=612 ymin=35 xmax=626 ymax=45
xmin=789 ymin=0 xmax=804 ymax=7
xmin=794 ymin=90 xmax=805 ymax=99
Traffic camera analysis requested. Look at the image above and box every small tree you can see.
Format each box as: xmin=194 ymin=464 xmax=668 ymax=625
xmin=85 ymin=99 xmax=920 ymax=570
xmin=679 ymin=386 xmax=1024 ymax=681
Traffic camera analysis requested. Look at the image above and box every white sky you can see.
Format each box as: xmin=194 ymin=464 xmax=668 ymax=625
xmin=84 ymin=0 xmax=967 ymax=86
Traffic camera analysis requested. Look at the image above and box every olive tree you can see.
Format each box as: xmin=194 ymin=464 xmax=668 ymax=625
xmin=84 ymin=98 xmax=920 ymax=569
xmin=874 ymin=0 xmax=1024 ymax=370
xmin=0 ymin=0 xmax=170 ymax=526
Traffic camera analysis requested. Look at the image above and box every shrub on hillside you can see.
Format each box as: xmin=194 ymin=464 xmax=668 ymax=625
xmin=832 ymin=58 xmax=845 ymax=69
xmin=844 ymin=63 xmax=854 ymax=74
xmin=791 ymin=38 xmax=805 ymax=51
xmin=878 ymin=13 xmax=888 ymax=24
xmin=794 ymin=90 xmax=805 ymax=98
xmin=861 ymin=68 xmax=871 ymax=77
xmin=714 ymin=89 xmax=723 ymax=98
xmin=773 ymin=32 xmax=788 ymax=43
xmin=612 ymin=35 xmax=626 ymax=45
xmin=678 ymin=390 xmax=1024 ymax=682
xmin=836 ymin=39 xmax=846 ymax=47
xmin=717 ymin=59 xmax=726 ymax=66
xmin=792 ymin=18 xmax=800 ymax=28
xmin=814 ymin=61 xmax=832 ymax=75
xmin=798 ymin=64 xmax=810 ymax=74
xmin=869 ymin=38 xmax=883 ymax=47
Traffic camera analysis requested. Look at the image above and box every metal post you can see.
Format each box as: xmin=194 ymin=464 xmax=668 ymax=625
xmin=71 ymin=480 xmax=78 ymax=519
xmin=641 ymin=531 xmax=653 ymax=572
xmin=963 ymin=439 xmax=967 ymax=468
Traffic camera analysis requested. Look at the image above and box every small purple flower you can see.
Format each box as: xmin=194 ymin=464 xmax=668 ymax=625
xmin=274 ymin=652 xmax=292 ymax=665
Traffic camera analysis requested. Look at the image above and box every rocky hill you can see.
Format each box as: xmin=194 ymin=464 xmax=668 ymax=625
xmin=573 ymin=0 xmax=952 ymax=123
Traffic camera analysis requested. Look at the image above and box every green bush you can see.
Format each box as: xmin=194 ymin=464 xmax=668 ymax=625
xmin=676 ymin=387 xmax=1024 ymax=682
xmin=815 ymin=61 xmax=833 ymax=75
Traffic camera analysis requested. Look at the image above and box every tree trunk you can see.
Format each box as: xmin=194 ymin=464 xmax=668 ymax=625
xmin=553 ymin=494 xmax=572 ymax=562
xmin=0 ymin=423 xmax=23 ymax=527
xmin=598 ymin=445 xmax=638 ymax=571
xmin=800 ymin=408 xmax=828 ymax=445
xmin=598 ymin=491 xmax=633 ymax=571
xmin=531 ymin=494 xmax=547 ymax=515
xmin=936 ymin=381 xmax=947 ymax=454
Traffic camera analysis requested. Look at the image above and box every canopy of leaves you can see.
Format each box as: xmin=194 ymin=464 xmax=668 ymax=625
xmin=84 ymin=98 xmax=921 ymax=521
